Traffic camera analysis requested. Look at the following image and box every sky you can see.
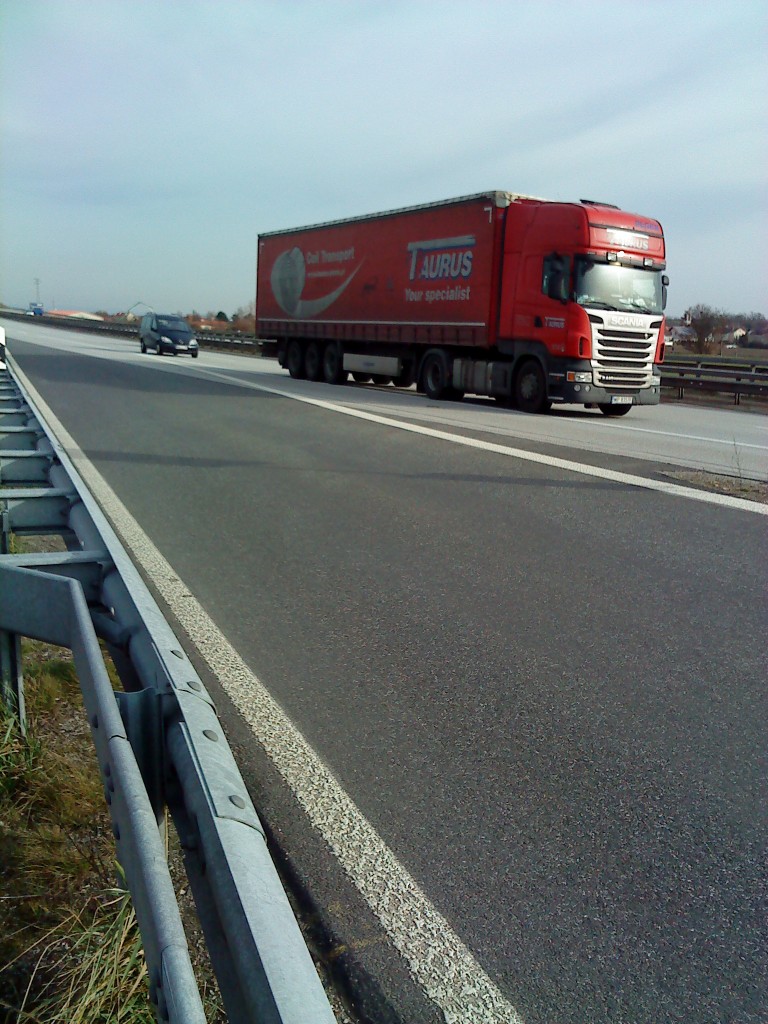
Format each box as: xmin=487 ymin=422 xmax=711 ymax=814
xmin=0 ymin=0 xmax=765 ymax=320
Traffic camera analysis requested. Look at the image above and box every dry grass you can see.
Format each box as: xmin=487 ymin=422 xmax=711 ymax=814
xmin=12 ymin=886 xmax=154 ymax=1024
xmin=0 ymin=642 xmax=156 ymax=1022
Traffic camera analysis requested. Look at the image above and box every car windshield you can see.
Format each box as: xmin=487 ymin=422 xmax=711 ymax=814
xmin=573 ymin=258 xmax=663 ymax=314
xmin=157 ymin=316 xmax=191 ymax=334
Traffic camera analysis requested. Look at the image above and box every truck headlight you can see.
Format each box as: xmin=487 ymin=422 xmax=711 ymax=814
xmin=567 ymin=371 xmax=592 ymax=383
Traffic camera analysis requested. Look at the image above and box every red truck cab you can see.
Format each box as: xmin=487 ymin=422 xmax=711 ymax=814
xmin=492 ymin=199 xmax=667 ymax=412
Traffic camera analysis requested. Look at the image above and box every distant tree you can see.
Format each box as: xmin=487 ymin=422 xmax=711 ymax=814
xmin=685 ymin=304 xmax=727 ymax=354
xmin=231 ymin=312 xmax=256 ymax=335
xmin=215 ymin=311 xmax=229 ymax=322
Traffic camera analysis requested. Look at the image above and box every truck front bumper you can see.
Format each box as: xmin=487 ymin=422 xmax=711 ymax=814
xmin=548 ymin=366 xmax=662 ymax=407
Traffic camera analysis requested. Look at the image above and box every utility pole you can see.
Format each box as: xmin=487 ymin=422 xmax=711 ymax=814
xmin=34 ymin=278 xmax=41 ymax=303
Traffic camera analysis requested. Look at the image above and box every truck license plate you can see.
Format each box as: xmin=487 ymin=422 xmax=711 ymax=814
xmin=611 ymin=395 xmax=633 ymax=405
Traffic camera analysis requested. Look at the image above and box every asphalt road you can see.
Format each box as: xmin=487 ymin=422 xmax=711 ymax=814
xmin=5 ymin=322 xmax=767 ymax=1024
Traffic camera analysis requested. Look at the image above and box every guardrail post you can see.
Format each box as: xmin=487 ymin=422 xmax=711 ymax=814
xmin=0 ymin=626 xmax=25 ymax=733
xmin=0 ymin=505 xmax=26 ymax=731
xmin=116 ymin=687 xmax=167 ymax=829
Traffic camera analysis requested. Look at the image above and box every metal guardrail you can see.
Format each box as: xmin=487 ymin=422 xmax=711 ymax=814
xmin=3 ymin=309 xmax=767 ymax=402
xmin=0 ymin=309 xmax=264 ymax=355
xmin=0 ymin=342 xmax=337 ymax=1023
xmin=660 ymin=356 xmax=768 ymax=404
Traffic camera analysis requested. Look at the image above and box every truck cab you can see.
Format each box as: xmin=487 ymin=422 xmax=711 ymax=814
xmin=496 ymin=200 xmax=667 ymax=414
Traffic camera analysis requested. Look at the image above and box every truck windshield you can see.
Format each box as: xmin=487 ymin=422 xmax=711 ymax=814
xmin=573 ymin=258 xmax=663 ymax=314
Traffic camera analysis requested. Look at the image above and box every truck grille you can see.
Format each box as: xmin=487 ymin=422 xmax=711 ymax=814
xmin=590 ymin=319 xmax=659 ymax=389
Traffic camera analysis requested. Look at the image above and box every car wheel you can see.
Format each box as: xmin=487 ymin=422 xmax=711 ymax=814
xmin=191 ymin=350 xmax=199 ymax=359
xmin=140 ymin=341 xmax=146 ymax=353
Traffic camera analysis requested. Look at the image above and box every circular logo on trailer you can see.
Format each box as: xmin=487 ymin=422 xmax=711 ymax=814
xmin=270 ymin=247 xmax=362 ymax=318
xmin=271 ymin=247 xmax=306 ymax=316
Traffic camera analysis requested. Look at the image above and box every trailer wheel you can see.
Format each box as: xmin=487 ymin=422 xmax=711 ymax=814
xmin=352 ymin=372 xmax=372 ymax=384
xmin=598 ymin=403 xmax=632 ymax=417
xmin=421 ymin=351 xmax=451 ymax=400
xmin=322 ymin=342 xmax=347 ymax=384
xmin=286 ymin=340 xmax=306 ymax=379
xmin=393 ymin=363 xmax=416 ymax=388
xmin=371 ymin=375 xmax=392 ymax=386
xmin=514 ymin=359 xmax=551 ymax=414
xmin=305 ymin=341 xmax=322 ymax=381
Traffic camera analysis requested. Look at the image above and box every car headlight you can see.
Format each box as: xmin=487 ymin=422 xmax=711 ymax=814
xmin=161 ymin=335 xmax=172 ymax=343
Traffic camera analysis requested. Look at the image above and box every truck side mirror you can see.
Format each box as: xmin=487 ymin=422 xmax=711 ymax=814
xmin=662 ymin=275 xmax=669 ymax=311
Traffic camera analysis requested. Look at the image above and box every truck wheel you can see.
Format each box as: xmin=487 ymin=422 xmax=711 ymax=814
xmin=305 ymin=341 xmax=322 ymax=381
xmin=421 ymin=351 xmax=451 ymax=400
xmin=323 ymin=342 xmax=347 ymax=384
xmin=393 ymin=363 xmax=416 ymax=388
xmin=514 ymin=359 xmax=551 ymax=413
xmin=598 ymin=403 xmax=632 ymax=417
xmin=371 ymin=375 xmax=392 ymax=386
xmin=286 ymin=340 xmax=306 ymax=379
xmin=352 ymin=372 xmax=372 ymax=384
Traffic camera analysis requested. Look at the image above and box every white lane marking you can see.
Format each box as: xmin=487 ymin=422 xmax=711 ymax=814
xmin=589 ymin=422 xmax=768 ymax=451
xmin=10 ymin=361 xmax=525 ymax=1022
xmin=195 ymin=368 xmax=768 ymax=516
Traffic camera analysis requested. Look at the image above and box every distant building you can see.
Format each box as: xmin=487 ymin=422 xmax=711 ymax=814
xmin=666 ymin=325 xmax=695 ymax=347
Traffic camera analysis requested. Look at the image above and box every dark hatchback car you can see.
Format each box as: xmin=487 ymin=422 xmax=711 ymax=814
xmin=139 ymin=313 xmax=199 ymax=357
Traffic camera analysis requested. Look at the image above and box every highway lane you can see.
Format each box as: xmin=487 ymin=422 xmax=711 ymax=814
xmin=4 ymin=317 xmax=768 ymax=481
xmin=5 ymin=323 xmax=768 ymax=1023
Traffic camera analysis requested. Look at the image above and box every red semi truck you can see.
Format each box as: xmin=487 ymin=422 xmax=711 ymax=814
xmin=256 ymin=191 xmax=668 ymax=415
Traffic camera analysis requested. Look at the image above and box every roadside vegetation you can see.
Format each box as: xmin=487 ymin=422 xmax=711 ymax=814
xmin=0 ymin=638 xmax=159 ymax=1023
